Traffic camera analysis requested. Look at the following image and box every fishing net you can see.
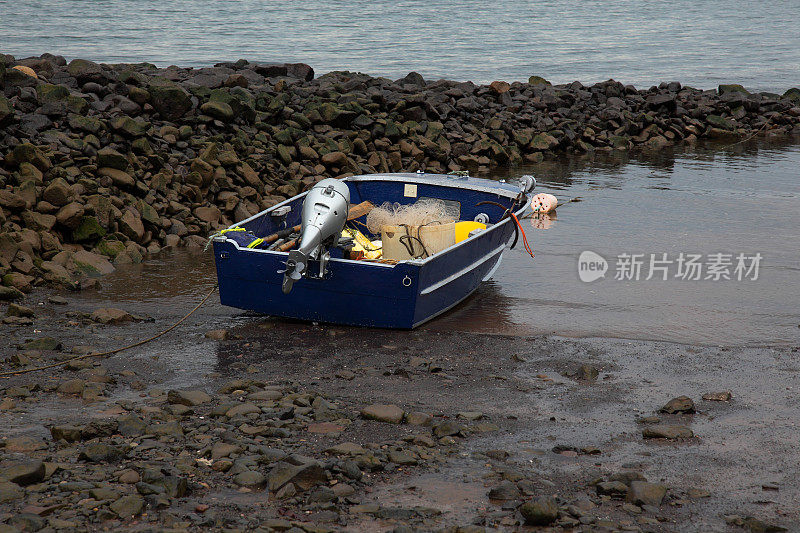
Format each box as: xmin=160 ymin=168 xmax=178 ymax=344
xmin=365 ymin=199 xmax=459 ymax=234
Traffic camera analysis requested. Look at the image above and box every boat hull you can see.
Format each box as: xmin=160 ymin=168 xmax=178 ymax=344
xmin=213 ymin=173 xmax=527 ymax=328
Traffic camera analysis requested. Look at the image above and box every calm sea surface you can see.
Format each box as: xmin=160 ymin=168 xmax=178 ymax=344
xmin=1 ymin=0 xmax=799 ymax=91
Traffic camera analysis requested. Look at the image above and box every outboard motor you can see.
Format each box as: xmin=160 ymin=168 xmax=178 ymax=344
xmin=281 ymin=179 xmax=350 ymax=294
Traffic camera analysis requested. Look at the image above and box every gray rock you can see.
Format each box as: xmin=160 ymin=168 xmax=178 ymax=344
xmin=660 ymin=396 xmax=695 ymax=414
xmin=627 ymin=481 xmax=667 ymax=506
xmin=110 ymin=494 xmax=145 ymax=518
xmin=0 ymin=481 xmax=24 ymax=503
xmin=1 ymin=461 xmax=45 ymax=486
xmin=487 ymin=480 xmax=521 ymax=500
xmin=233 ymin=470 xmax=266 ymax=487
xmin=642 ymin=425 xmax=694 ymax=439
xmin=79 ymin=443 xmax=125 ymax=463
xmin=360 ymin=403 xmax=404 ymax=424
xmin=167 ymin=389 xmax=211 ymax=406
xmin=520 ymin=496 xmax=559 ymax=526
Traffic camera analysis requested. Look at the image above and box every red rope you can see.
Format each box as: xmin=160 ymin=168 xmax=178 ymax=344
xmin=510 ymin=212 xmax=534 ymax=258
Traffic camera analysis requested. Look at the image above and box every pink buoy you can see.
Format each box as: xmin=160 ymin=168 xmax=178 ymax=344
xmin=530 ymin=212 xmax=556 ymax=230
xmin=531 ymin=193 xmax=558 ymax=213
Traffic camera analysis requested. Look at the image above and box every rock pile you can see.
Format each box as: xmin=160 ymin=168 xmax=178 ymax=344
xmin=2 ymin=53 xmax=800 ymax=293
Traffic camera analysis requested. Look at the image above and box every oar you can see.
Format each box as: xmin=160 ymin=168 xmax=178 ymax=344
xmin=262 ymin=201 xmax=374 ymax=245
xmin=273 ymin=201 xmax=375 ymax=252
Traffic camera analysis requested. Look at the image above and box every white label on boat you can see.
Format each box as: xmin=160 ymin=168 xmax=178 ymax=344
xmin=404 ymin=184 xmax=418 ymax=197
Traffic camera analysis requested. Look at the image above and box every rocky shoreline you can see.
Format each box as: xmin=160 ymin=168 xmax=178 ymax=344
xmin=1 ymin=283 xmax=796 ymax=532
xmin=2 ymin=53 xmax=800 ymax=297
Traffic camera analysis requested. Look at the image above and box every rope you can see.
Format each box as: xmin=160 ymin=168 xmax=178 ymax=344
xmin=0 ymin=284 xmax=219 ymax=378
xmin=723 ymin=116 xmax=774 ymax=147
xmin=510 ymin=212 xmax=535 ymax=258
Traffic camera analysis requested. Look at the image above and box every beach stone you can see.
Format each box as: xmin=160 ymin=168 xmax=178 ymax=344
xmin=200 ymin=101 xmax=234 ymax=121
xmin=703 ymin=391 xmax=732 ymax=401
xmin=110 ymin=494 xmax=145 ymax=518
xmin=489 ymin=80 xmax=510 ymax=94
xmin=6 ymin=303 xmax=34 ymax=317
xmin=326 ymin=442 xmax=366 ymax=455
xmin=57 ymin=379 xmax=85 ymax=396
xmin=73 ymin=249 xmax=115 ymax=276
xmin=642 ymin=425 xmax=694 ymax=439
xmin=597 ymin=480 xmax=629 ymax=497
xmin=12 ymin=143 xmax=51 ymax=171
xmin=267 ymin=461 xmax=327 ymax=491
xmin=433 ymin=420 xmax=463 ymax=437
xmin=0 ymin=481 xmax=24 ymax=503
xmin=21 ymin=336 xmax=61 ymax=350
xmin=660 ymin=396 xmax=695 ymax=414
xmin=119 ymin=209 xmax=145 ymax=241
xmin=405 ymin=411 xmax=433 ymax=426
xmin=79 ymin=443 xmax=124 ymax=463
xmin=56 ymin=202 xmax=85 ymax=229
xmin=211 ymin=442 xmax=240 ymax=460
xmin=0 ymin=286 xmax=25 ymax=301
xmin=226 ymin=403 xmax=260 ymax=417
xmin=96 ymin=147 xmax=128 ymax=170
xmin=149 ymin=81 xmax=192 ymax=120
xmin=42 ymin=178 xmax=72 ymax=207
xmin=1 ymin=460 xmax=45 ymax=486
xmin=50 ymin=425 xmax=83 ymax=442
xmin=706 ymin=114 xmax=734 ymax=130
xmin=0 ymin=94 xmax=12 ymax=124
xmin=73 ymin=216 xmax=107 ymax=242
xmin=168 ymin=389 xmax=211 ymax=406
xmin=520 ymin=496 xmax=559 ymax=526
xmin=67 ymin=58 xmax=103 ymax=81
xmin=91 ymin=307 xmax=133 ymax=324
xmin=0 ymin=190 xmax=27 ymax=211
xmin=488 ymin=480 xmax=521 ymax=500
xmin=627 ymin=481 xmax=667 ymax=506
xmin=528 ymin=75 xmax=551 ymax=85
xmin=234 ymin=470 xmax=266 ymax=487
xmin=361 ymin=404 xmax=404 ymax=423
xmin=117 ymin=414 xmax=147 ymax=436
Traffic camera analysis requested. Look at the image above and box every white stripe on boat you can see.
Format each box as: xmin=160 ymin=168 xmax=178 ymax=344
xmin=419 ymin=243 xmax=507 ymax=295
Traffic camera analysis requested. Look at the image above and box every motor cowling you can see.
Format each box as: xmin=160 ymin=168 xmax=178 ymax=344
xmin=282 ymin=179 xmax=350 ymax=294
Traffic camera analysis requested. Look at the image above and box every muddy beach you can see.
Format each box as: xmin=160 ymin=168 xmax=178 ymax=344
xmin=2 ymin=53 xmax=800 ymax=532
xmin=0 ymin=248 xmax=798 ymax=532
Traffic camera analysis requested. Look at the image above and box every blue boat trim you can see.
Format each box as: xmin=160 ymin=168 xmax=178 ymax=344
xmin=420 ymin=243 xmax=507 ymax=295
xmin=212 ymin=172 xmax=532 ymax=328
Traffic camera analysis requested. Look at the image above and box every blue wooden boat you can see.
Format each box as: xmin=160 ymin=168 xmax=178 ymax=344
xmin=211 ymin=172 xmax=534 ymax=328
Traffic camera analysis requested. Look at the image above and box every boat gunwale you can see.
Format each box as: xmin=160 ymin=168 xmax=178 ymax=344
xmin=213 ymin=174 xmax=529 ymax=269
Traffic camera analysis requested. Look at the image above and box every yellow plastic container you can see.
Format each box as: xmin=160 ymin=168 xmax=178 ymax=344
xmin=455 ymin=221 xmax=487 ymax=243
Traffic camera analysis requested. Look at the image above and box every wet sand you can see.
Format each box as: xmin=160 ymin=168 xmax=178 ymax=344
xmin=1 ymin=251 xmax=797 ymax=531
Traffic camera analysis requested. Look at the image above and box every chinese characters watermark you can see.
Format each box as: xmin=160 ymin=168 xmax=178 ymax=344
xmin=578 ymin=251 xmax=762 ymax=282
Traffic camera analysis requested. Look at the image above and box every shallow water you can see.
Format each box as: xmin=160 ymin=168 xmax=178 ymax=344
xmin=428 ymin=139 xmax=800 ymax=346
xmin=2 ymin=0 xmax=799 ymax=91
